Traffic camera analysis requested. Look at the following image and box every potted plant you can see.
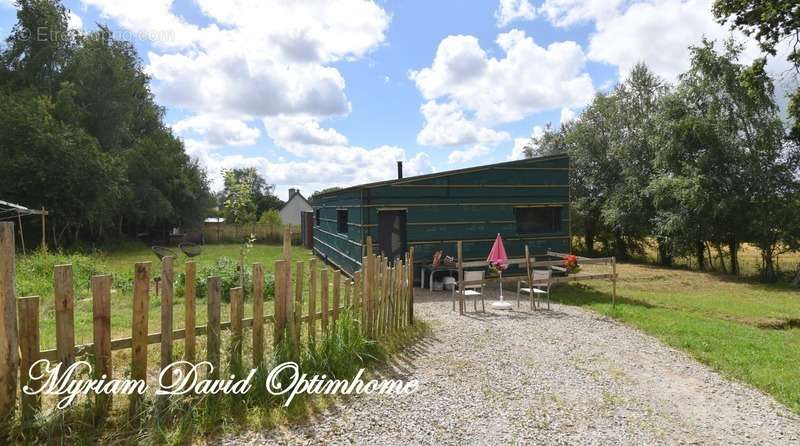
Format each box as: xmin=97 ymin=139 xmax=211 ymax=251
xmin=564 ymin=254 xmax=581 ymax=274
xmin=488 ymin=260 xmax=507 ymax=277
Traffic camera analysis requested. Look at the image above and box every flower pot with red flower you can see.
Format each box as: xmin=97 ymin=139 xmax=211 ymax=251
xmin=564 ymin=255 xmax=581 ymax=274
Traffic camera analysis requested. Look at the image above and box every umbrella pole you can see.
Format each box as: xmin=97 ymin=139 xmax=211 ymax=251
xmin=499 ymin=270 xmax=503 ymax=299
xmin=491 ymin=269 xmax=512 ymax=310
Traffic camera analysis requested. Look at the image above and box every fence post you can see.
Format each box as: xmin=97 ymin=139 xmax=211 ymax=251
xmin=365 ymin=237 xmax=374 ymax=337
xmin=320 ymin=268 xmax=329 ymax=334
xmin=91 ymin=275 xmax=112 ymax=419
xmin=252 ymin=263 xmax=264 ymax=365
xmin=308 ymin=259 xmax=317 ymax=344
xmin=612 ymin=256 xmax=617 ymax=308
xmin=207 ymin=277 xmax=221 ymax=380
xmin=352 ymin=271 xmax=361 ymax=314
xmin=286 ymin=264 xmax=299 ymax=362
xmin=184 ymin=261 xmax=196 ymax=365
xmin=380 ymin=260 xmax=389 ymax=336
xmin=407 ymin=248 xmax=415 ymax=325
xmin=361 ymin=256 xmax=369 ymax=336
xmin=130 ymin=262 xmax=150 ymax=415
xmin=344 ymin=278 xmax=352 ymax=310
xmin=294 ymin=261 xmax=303 ymax=348
xmin=332 ymin=270 xmax=340 ymax=333
xmin=230 ymin=287 xmax=244 ymax=366
xmin=160 ymin=257 xmax=174 ymax=392
xmin=457 ymin=242 xmax=464 ymax=314
xmin=395 ymin=263 xmax=402 ymax=331
xmin=54 ymin=264 xmax=75 ymax=367
xmin=0 ymin=223 xmax=19 ymax=422
xmin=17 ymin=295 xmax=38 ymax=422
xmin=273 ymin=261 xmax=288 ymax=346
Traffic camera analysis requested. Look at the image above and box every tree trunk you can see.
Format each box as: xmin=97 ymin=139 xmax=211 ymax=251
xmin=760 ymin=248 xmax=776 ymax=282
xmin=714 ymin=243 xmax=728 ymax=274
xmin=613 ymin=233 xmax=628 ymax=261
xmin=728 ymin=237 xmax=739 ymax=276
xmin=696 ymin=241 xmax=705 ymax=270
xmin=657 ymin=240 xmax=672 ymax=266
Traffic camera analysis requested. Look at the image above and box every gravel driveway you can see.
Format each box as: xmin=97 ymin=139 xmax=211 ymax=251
xmin=220 ymin=285 xmax=800 ymax=445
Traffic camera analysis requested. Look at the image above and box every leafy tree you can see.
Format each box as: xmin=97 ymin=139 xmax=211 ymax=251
xmin=603 ymin=64 xmax=669 ymax=262
xmin=713 ymin=0 xmax=800 ymax=140
xmin=653 ymin=39 xmax=794 ymax=277
xmin=259 ymin=209 xmax=282 ymax=226
xmin=222 ymin=169 xmax=258 ymax=226
xmin=221 ymin=167 xmax=282 ymax=220
xmin=2 ymin=0 xmax=76 ymax=92
xmin=0 ymin=0 xmax=211 ymax=244
xmin=60 ymin=26 xmax=161 ymax=153
xmin=0 ymin=90 xmax=122 ymax=244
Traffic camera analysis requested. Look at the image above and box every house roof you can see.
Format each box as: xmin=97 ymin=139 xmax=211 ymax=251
xmin=312 ymin=153 xmax=569 ymax=198
xmin=280 ymin=190 xmax=311 ymax=210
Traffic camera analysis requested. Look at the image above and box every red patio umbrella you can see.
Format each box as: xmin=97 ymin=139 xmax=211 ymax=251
xmin=487 ymin=233 xmax=512 ymax=309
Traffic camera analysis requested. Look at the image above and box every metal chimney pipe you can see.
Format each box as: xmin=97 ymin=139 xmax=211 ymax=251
xmin=397 ymin=161 xmax=403 ymax=179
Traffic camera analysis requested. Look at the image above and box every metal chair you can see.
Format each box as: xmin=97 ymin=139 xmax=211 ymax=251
xmin=179 ymin=242 xmax=203 ymax=258
xmin=517 ymin=269 xmax=553 ymax=310
xmin=453 ymin=270 xmax=485 ymax=312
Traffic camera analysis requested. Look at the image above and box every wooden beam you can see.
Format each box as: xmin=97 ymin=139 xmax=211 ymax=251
xmin=0 ymin=223 xmax=19 ymax=421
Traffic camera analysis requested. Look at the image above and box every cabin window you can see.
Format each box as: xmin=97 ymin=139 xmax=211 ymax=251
xmin=315 ymin=209 xmax=320 ymax=226
xmin=337 ymin=209 xmax=348 ymax=233
xmin=515 ymin=207 xmax=562 ymax=234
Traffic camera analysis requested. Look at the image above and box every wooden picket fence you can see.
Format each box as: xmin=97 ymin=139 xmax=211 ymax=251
xmin=0 ymin=222 xmax=414 ymax=423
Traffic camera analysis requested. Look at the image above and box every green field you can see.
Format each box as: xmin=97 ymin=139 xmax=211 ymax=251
xmin=559 ymin=262 xmax=800 ymax=414
xmin=15 ymin=243 xmax=313 ymax=351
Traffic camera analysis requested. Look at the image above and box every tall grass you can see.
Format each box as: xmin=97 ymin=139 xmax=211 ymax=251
xmin=15 ymin=248 xmax=106 ymax=299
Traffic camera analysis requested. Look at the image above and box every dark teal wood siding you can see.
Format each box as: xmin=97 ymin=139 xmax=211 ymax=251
xmin=312 ymin=155 xmax=570 ymax=276
xmin=311 ymin=190 xmax=364 ymax=273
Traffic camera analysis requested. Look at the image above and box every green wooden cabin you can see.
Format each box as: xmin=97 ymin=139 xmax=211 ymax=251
xmin=308 ymin=154 xmax=570 ymax=279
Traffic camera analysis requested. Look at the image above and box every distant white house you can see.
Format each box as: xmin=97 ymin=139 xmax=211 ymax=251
xmin=279 ymin=188 xmax=312 ymax=226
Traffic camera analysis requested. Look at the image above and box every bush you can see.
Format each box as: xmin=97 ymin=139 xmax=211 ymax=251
xmin=15 ymin=248 xmax=105 ymax=298
xmin=176 ymin=256 xmax=275 ymax=302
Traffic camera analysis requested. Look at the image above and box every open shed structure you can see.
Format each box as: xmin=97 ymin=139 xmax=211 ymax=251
xmin=0 ymin=200 xmax=48 ymax=254
xmin=308 ymin=154 xmax=570 ymax=277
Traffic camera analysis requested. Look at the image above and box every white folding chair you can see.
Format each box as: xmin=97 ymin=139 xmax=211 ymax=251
xmin=516 ymin=269 xmax=552 ymax=310
xmin=453 ymin=270 xmax=485 ymax=312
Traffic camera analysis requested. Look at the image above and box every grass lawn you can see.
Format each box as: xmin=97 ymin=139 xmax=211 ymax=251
xmin=559 ymin=262 xmax=800 ymax=414
xmin=16 ymin=242 xmax=314 ymax=350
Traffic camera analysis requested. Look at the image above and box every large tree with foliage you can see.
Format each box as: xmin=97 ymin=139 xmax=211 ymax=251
xmin=603 ymin=64 xmax=669 ymax=262
xmin=0 ymin=0 xmax=211 ymax=244
xmin=713 ymin=0 xmax=800 ymax=140
xmin=652 ymin=39 xmax=795 ymax=277
xmin=220 ymin=167 xmax=282 ymax=222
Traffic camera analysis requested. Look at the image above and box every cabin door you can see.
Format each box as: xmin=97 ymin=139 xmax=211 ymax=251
xmin=378 ymin=210 xmax=407 ymax=262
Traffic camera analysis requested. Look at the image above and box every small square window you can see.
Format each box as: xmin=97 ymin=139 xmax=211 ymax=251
xmin=515 ymin=207 xmax=562 ymax=234
xmin=315 ymin=209 xmax=320 ymax=226
xmin=337 ymin=209 xmax=348 ymax=233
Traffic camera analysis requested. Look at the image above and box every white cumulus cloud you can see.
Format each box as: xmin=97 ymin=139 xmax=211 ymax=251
xmin=417 ymin=101 xmax=510 ymax=147
xmin=448 ymin=145 xmax=493 ymax=163
xmin=410 ymin=30 xmax=595 ymax=124
xmin=173 ymin=115 xmax=261 ymax=147
xmin=495 ymin=0 xmax=536 ymax=27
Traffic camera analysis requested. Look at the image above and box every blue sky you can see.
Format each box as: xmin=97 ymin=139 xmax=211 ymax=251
xmin=1 ymin=0 xmax=792 ymax=199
